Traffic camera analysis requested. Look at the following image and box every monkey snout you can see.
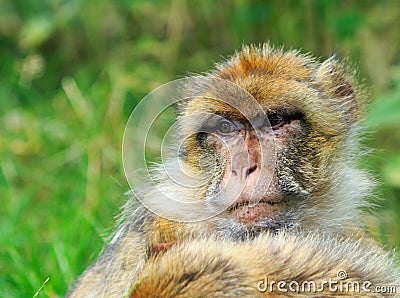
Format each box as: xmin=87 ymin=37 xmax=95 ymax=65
xmin=231 ymin=164 xmax=258 ymax=179
xmin=245 ymin=164 xmax=257 ymax=177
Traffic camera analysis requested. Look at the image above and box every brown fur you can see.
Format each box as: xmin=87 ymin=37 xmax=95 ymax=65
xmin=130 ymin=234 xmax=399 ymax=297
xmin=67 ymin=44 xmax=398 ymax=297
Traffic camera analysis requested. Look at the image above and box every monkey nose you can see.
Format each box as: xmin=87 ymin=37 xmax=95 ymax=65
xmin=245 ymin=164 xmax=257 ymax=177
xmin=231 ymin=164 xmax=258 ymax=180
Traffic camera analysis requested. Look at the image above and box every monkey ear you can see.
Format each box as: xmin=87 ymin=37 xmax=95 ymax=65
xmin=314 ymin=56 xmax=364 ymax=124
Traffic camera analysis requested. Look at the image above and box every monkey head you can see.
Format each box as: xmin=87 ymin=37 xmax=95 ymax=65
xmin=175 ymin=44 xmax=370 ymax=238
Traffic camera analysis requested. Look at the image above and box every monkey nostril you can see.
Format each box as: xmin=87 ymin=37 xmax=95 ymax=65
xmin=246 ymin=165 xmax=257 ymax=177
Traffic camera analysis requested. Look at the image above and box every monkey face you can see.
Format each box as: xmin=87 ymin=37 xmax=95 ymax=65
xmin=201 ymin=113 xmax=292 ymax=215
xmin=177 ymin=81 xmax=309 ymax=235
xmin=192 ymin=106 xmax=307 ymax=237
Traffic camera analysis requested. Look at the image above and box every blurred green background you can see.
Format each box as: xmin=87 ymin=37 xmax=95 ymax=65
xmin=1 ymin=0 xmax=399 ymax=296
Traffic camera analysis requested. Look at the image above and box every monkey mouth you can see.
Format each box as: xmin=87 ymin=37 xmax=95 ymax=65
xmin=228 ymin=200 xmax=282 ymax=223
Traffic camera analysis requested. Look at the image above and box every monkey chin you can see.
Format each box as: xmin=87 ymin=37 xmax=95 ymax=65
xmin=225 ymin=190 xmax=284 ymax=224
xmin=230 ymin=201 xmax=281 ymax=224
xmin=218 ymin=199 xmax=295 ymax=239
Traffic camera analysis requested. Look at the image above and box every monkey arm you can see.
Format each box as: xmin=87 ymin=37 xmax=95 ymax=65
xmin=129 ymin=233 xmax=399 ymax=298
xmin=67 ymin=204 xmax=154 ymax=297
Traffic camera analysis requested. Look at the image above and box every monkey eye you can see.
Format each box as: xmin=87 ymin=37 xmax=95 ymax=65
xmin=267 ymin=113 xmax=285 ymax=128
xmin=216 ymin=119 xmax=237 ymax=134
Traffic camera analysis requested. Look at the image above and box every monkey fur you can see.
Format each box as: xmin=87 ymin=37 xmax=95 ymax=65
xmin=130 ymin=233 xmax=398 ymax=297
xmin=67 ymin=44 xmax=399 ymax=297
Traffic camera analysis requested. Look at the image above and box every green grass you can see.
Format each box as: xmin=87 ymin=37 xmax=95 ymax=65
xmin=1 ymin=0 xmax=400 ymax=296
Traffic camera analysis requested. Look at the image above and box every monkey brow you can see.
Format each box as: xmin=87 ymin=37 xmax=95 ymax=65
xmin=211 ymin=111 xmax=246 ymax=121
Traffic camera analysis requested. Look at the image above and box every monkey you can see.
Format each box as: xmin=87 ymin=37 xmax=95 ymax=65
xmin=67 ymin=44 xmax=399 ymax=297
